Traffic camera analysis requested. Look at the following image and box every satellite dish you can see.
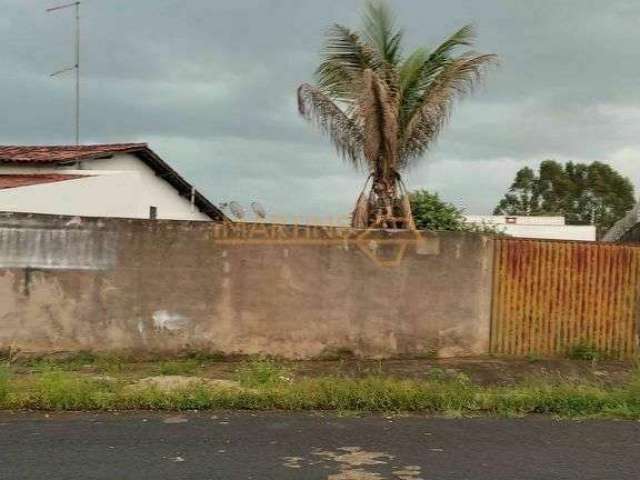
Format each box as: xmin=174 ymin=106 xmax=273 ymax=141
xmin=228 ymin=201 xmax=245 ymax=219
xmin=251 ymin=201 xmax=267 ymax=219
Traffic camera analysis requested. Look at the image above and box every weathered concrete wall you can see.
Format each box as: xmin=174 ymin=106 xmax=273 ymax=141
xmin=0 ymin=213 xmax=494 ymax=359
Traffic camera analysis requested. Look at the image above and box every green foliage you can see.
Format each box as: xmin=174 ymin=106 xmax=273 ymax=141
xmin=410 ymin=190 xmax=466 ymax=230
xmin=410 ymin=189 xmax=504 ymax=234
xmin=567 ymin=342 xmax=603 ymax=361
xmin=0 ymin=363 xmax=9 ymax=403
xmin=494 ymin=160 xmax=635 ymax=237
xmin=92 ymin=354 xmax=127 ymax=374
xmin=22 ymin=352 xmax=96 ymax=372
xmin=15 ymin=353 xmax=224 ymax=376
xmin=0 ymin=366 xmax=640 ymax=418
xmin=235 ymin=358 xmax=293 ymax=387
xmin=157 ymin=360 xmax=200 ymax=376
xmin=27 ymin=370 xmax=117 ymax=410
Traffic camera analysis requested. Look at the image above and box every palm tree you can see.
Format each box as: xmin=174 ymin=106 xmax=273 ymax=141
xmin=298 ymin=1 xmax=496 ymax=229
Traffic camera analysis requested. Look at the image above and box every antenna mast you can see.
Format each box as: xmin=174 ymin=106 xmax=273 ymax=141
xmin=47 ymin=1 xmax=81 ymax=145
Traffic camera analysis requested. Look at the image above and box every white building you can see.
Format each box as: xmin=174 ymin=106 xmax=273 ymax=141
xmin=464 ymin=215 xmax=596 ymax=241
xmin=0 ymin=143 xmax=227 ymax=222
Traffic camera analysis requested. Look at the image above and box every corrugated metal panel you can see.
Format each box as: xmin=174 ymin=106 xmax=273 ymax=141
xmin=491 ymin=238 xmax=640 ymax=359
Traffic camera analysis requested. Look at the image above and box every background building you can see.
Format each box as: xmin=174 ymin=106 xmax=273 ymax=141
xmin=464 ymin=215 xmax=596 ymax=241
xmin=0 ymin=144 xmax=227 ymax=222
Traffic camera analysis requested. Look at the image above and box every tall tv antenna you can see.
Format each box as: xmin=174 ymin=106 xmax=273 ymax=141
xmin=47 ymin=1 xmax=81 ymax=145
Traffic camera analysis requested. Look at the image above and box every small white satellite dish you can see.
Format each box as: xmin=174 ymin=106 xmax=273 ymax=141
xmin=228 ymin=201 xmax=245 ymax=219
xmin=251 ymin=201 xmax=267 ymax=219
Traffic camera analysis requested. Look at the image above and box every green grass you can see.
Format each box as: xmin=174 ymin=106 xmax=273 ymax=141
xmin=0 ymin=363 xmax=9 ymax=403
xmin=235 ymin=358 xmax=293 ymax=387
xmin=156 ymin=359 xmax=201 ymax=376
xmin=14 ymin=353 xmax=219 ymax=377
xmin=22 ymin=354 xmax=94 ymax=372
xmin=0 ymin=364 xmax=639 ymax=419
xmin=567 ymin=342 xmax=607 ymax=361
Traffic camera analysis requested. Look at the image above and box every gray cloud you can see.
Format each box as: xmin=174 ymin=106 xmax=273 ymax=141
xmin=1 ymin=0 xmax=639 ymax=217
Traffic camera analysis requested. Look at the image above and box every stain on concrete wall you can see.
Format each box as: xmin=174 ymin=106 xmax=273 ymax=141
xmin=0 ymin=212 xmax=494 ymax=359
xmin=153 ymin=310 xmax=190 ymax=332
xmin=0 ymin=222 xmax=116 ymax=270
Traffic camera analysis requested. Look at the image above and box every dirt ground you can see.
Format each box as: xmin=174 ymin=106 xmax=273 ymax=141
xmin=290 ymin=358 xmax=635 ymax=386
xmin=155 ymin=358 xmax=634 ymax=387
xmin=9 ymin=356 xmax=636 ymax=387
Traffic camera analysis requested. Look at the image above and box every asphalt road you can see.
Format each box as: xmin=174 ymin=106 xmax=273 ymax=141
xmin=0 ymin=412 xmax=638 ymax=479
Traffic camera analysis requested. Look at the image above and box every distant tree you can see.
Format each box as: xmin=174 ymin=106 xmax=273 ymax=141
xmin=410 ymin=190 xmax=466 ymax=230
xmin=410 ymin=190 xmax=504 ymax=234
xmin=494 ymin=160 xmax=635 ymax=236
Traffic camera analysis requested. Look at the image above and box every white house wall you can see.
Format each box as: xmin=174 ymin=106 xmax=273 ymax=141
xmin=498 ymin=224 xmax=596 ymax=241
xmin=464 ymin=215 xmax=596 ymax=241
xmin=465 ymin=215 xmax=567 ymax=226
xmin=0 ymin=153 xmax=210 ymax=221
xmin=84 ymin=154 xmax=210 ymax=220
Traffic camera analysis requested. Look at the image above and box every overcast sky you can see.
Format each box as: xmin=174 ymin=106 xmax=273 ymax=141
xmin=1 ymin=0 xmax=639 ymax=219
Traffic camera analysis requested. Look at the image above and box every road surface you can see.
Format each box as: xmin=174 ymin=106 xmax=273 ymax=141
xmin=0 ymin=412 xmax=638 ymax=479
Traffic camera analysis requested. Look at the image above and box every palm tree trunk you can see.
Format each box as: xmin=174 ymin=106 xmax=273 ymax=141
xmin=372 ymin=176 xmax=396 ymax=228
xmin=350 ymin=174 xmax=416 ymax=230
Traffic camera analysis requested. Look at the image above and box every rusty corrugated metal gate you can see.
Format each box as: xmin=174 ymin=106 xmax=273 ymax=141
xmin=491 ymin=238 xmax=640 ymax=359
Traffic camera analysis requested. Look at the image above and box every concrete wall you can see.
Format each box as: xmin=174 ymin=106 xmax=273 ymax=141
xmin=0 ymin=212 xmax=495 ymax=359
xmin=0 ymin=154 xmax=210 ymax=221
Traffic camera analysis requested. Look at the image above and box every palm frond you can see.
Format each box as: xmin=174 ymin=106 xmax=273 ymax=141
xmin=400 ymin=192 xmax=416 ymax=230
xmin=357 ymin=69 xmax=398 ymax=175
xmin=398 ymin=47 xmax=429 ymax=122
xmin=315 ymin=24 xmax=381 ymax=102
xmin=399 ymin=48 xmax=428 ymax=93
xmin=362 ymin=1 xmax=403 ymax=66
xmin=428 ymin=25 xmax=476 ymax=61
xmin=398 ymin=25 xmax=477 ymax=126
xmin=352 ymin=190 xmax=370 ymax=228
xmin=399 ymin=53 xmax=497 ymax=165
xmin=297 ymin=83 xmax=364 ymax=168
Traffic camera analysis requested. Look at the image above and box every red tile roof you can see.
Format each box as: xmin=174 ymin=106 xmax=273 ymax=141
xmin=0 ymin=174 xmax=85 ymax=190
xmin=0 ymin=143 xmax=147 ymax=164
